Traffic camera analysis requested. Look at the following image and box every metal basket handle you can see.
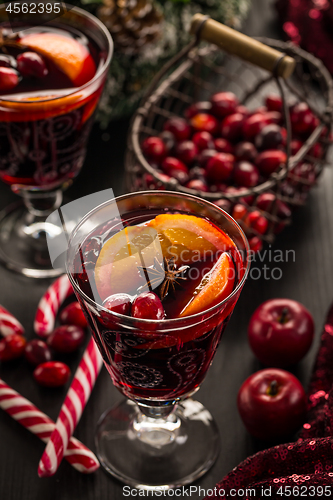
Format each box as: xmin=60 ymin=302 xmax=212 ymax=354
xmin=190 ymin=14 xmax=296 ymax=79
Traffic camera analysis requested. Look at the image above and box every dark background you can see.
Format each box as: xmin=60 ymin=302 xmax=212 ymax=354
xmin=1 ymin=0 xmax=333 ymax=498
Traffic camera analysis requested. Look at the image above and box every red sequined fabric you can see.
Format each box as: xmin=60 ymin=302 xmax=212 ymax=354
xmin=205 ymin=304 xmax=333 ymax=499
xmin=276 ymin=0 xmax=333 ymax=74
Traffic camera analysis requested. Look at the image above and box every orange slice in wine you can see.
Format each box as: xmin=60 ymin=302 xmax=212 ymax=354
xmin=19 ymin=33 xmax=96 ymax=86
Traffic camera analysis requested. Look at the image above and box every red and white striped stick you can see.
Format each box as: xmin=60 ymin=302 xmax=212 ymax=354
xmin=38 ymin=337 xmax=103 ymax=477
xmin=0 ymin=305 xmax=24 ymax=337
xmin=0 ymin=378 xmax=100 ymax=474
xmin=34 ymin=275 xmax=74 ymax=338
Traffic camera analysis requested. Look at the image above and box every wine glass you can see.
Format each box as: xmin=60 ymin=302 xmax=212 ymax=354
xmin=0 ymin=4 xmax=113 ymax=278
xmin=66 ymin=191 xmax=250 ymax=490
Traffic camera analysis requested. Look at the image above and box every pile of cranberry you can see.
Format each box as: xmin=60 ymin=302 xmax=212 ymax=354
xmin=0 ymin=51 xmax=48 ymax=92
xmin=0 ymin=302 xmax=87 ymax=387
xmin=139 ymin=91 xmax=327 ymax=252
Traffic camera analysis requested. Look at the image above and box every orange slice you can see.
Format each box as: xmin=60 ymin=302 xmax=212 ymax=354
xmin=95 ymin=225 xmax=164 ymax=301
xmin=19 ymin=33 xmax=96 ymax=86
xmin=179 ymin=252 xmax=235 ymax=317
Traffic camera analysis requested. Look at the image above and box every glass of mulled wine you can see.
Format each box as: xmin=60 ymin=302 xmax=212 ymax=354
xmin=0 ymin=4 xmax=113 ymax=277
xmin=66 ymin=190 xmax=250 ymax=490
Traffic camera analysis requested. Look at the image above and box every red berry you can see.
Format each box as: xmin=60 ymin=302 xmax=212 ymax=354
xmin=47 ymin=325 xmax=85 ymax=354
xmin=0 ymin=67 xmax=19 ymax=92
xmin=235 ymin=105 xmax=250 ymax=116
xmin=142 ymin=136 xmax=166 ymax=162
xmin=103 ymin=294 xmax=132 ymax=316
xmin=33 ymin=361 xmax=71 ymax=387
xmin=210 ymin=92 xmax=239 ymax=118
xmin=243 ymin=113 xmax=271 ymax=140
xmin=232 ymin=203 xmax=248 ymax=221
xmin=143 ymin=172 xmax=169 ymax=190
xmin=309 ymin=142 xmax=323 ymax=159
xmin=249 ymin=236 xmax=263 ymax=253
xmin=289 ymin=163 xmax=316 ymax=190
xmin=192 ymin=131 xmax=214 ymax=151
xmin=184 ymin=101 xmax=212 ymax=119
xmin=290 ymin=102 xmax=315 ymax=135
xmin=220 ymin=113 xmax=244 ymax=142
xmin=255 ymin=124 xmax=283 ymax=150
xmin=190 ymin=113 xmax=219 ymax=135
xmin=234 ymin=142 xmax=257 ymax=162
xmin=60 ymin=302 xmax=88 ymax=328
xmin=17 ymin=51 xmax=48 ymax=78
xmin=131 ymin=292 xmax=165 ymax=320
xmin=215 ymin=199 xmax=232 ymax=213
xmin=256 ymin=193 xmax=291 ymax=219
xmin=291 ymin=139 xmax=303 ymax=156
xmin=209 ymin=182 xmax=227 ymax=193
xmin=175 ymin=141 xmax=198 ymax=165
xmin=0 ymin=334 xmax=26 ymax=361
xmin=265 ymin=94 xmax=283 ymax=112
xmin=24 ymin=339 xmax=52 ymax=366
xmin=0 ymin=55 xmax=14 ymax=68
xmin=185 ymin=179 xmax=208 ymax=192
xmin=233 ymin=161 xmax=260 ymax=188
xmin=163 ymin=117 xmax=191 ymax=141
xmin=214 ymin=137 xmax=234 ymax=154
xmin=256 ymin=150 xmax=287 ymax=176
xmin=265 ymin=111 xmax=283 ymax=125
xmin=252 ymin=214 xmax=269 ymax=234
xmin=205 ymin=153 xmax=235 ymax=183
xmin=197 ymin=149 xmax=217 ymax=168
xmin=188 ymin=166 xmax=206 ymax=181
xmin=161 ymin=157 xmax=189 ymax=184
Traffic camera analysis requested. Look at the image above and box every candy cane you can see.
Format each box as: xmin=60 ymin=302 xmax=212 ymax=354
xmin=0 ymin=379 xmax=100 ymax=474
xmin=38 ymin=338 xmax=103 ymax=477
xmin=34 ymin=275 xmax=74 ymax=338
xmin=0 ymin=305 xmax=24 ymax=337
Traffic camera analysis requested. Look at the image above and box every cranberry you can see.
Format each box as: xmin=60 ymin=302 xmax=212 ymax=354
xmin=161 ymin=157 xmax=189 ymax=184
xmin=159 ymin=131 xmax=175 ymax=153
xmin=266 ymin=111 xmax=283 ymax=125
xmin=33 ymin=361 xmax=71 ymax=387
xmin=255 ymin=124 xmax=283 ymax=150
xmin=131 ymin=292 xmax=165 ymax=320
xmin=205 ymin=153 xmax=235 ymax=183
xmin=220 ymin=113 xmax=244 ymax=142
xmin=243 ymin=113 xmax=271 ymax=140
xmin=309 ymin=142 xmax=323 ymax=159
xmin=163 ymin=117 xmax=191 ymax=141
xmin=249 ymin=236 xmax=263 ymax=253
xmin=197 ymin=149 xmax=217 ymax=168
xmin=0 ymin=67 xmax=19 ymax=92
xmin=192 ymin=131 xmax=214 ymax=151
xmin=47 ymin=325 xmax=85 ymax=354
xmin=209 ymin=182 xmax=227 ymax=193
xmin=235 ymin=105 xmax=250 ymax=116
xmin=210 ymin=92 xmax=239 ymax=118
xmin=289 ymin=163 xmax=316 ymax=190
xmin=17 ymin=51 xmax=48 ymax=79
xmin=59 ymin=302 xmax=88 ymax=329
xmin=215 ymin=198 xmax=232 ymax=213
xmin=256 ymin=193 xmax=292 ymax=219
xmin=143 ymin=172 xmax=169 ymax=190
xmin=175 ymin=141 xmax=198 ymax=165
xmin=234 ymin=142 xmax=257 ymax=162
xmin=232 ymin=203 xmax=248 ymax=221
xmin=256 ymin=150 xmax=287 ymax=176
xmin=254 ymin=106 xmax=268 ymax=115
xmin=184 ymin=101 xmax=212 ymax=119
xmin=0 ymin=334 xmax=26 ymax=361
xmin=290 ymin=102 xmax=315 ymax=135
xmin=188 ymin=166 xmax=206 ymax=181
xmin=24 ymin=339 xmax=52 ymax=366
xmin=141 ymin=136 xmax=166 ymax=162
xmin=252 ymin=214 xmax=269 ymax=235
xmin=103 ymin=294 xmax=132 ymax=315
xmin=0 ymin=55 xmax=15 ymax=68
xmin=190 ymin=113 xmax=219 ymax=135
xmin=185 ymin=179 xmax=208 ymax=192
xmin=291 ymin=139 xmax=303 ymax=155
xmin=233 ymin=161 xmax=260 ymax=188
xmin=214 ymin=137 xmax=234 ymax=154
xmin=265 ymin=94 xmax=283 ymax=112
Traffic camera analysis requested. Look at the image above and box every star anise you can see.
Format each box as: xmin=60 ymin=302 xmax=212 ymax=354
xmin=137 ymin=256 xmax=189 ymax=300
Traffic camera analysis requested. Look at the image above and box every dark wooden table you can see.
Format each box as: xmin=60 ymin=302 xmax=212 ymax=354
xmin=1 ymin=1 xmax=333 ymax=498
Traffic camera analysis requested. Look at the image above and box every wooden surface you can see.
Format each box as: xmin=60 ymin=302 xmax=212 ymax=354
xmin=1 ymin=1 xmax=333 ymax=498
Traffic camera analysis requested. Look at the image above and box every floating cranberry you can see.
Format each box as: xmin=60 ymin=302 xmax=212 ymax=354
xmin=47 ymin=325 xmax=85 ymax=354
xmin=0 ymin=334 xmax=26 ymax=362
xmin=190 ymin=113 xmax=219 ymax=135
xmin=256 ymin=193 xmax=292 ymax=219
xmin=184 ymin=101 xmax=212 ymax=119
xmin=163 ymin=117 xmax=191 ymax=141
xmin=255 ymin=124 xmax=283 ymax=150
xmin=234 ymin=141 xmax=257 ymax=162
xmin=175 ymin=141 xmax=198 ymax=165
xmin=197 ymin=149 xmax=217 ymax=168
xmin=17 ymin=51 xmax=48 ymax=79
xmin=214 ymin=137 xmax=234 ymax=154
xmin=205 ymin=153 xmax=235 ymax=183
xmin=265 ymin=94 xmax=283 ymax=112
xmin=0 ymin=67 xmax=19 ymax=92
xmin=192 ymin=131 xmax=214 ymax=151
xmin=185 ymin=179 xmax=208 ymax=192
xmin=249 ymin=236 xmax=263 ymax=253
xmin=59 ymin=302 xmax=88 ymax=329
xmin=24 ymin=339 xmax=52 ymax=366
xmin=161 ymin=157 xmax=189 ymax=184
xmin=256 ymin=150 xmax=287 ymax=176
xmin=210 ymin=92 xmax=239 ymax=118
xmin=220 ymin=113 xmax=244 ymax=142
xmin=290 ymin=102 xmax=315 ymax=135
xmin=243 ymin=113 xmax=271 ymax=140
xmin=141 ymin=136 xmax=166 ymax=162
xmin=233 ymin=161 xmax=260 ymax=188
xmin=131 ymin=292 xmax=165 ymax=320
xmin=215 ymin=199 xmax=232 ymax=213
xmin=103 ymin=293 xmax=132 ymax=316
xmin=33 ymin=361 xmax=71 ymax=387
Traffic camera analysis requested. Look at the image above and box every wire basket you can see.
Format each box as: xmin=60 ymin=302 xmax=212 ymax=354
xmin=125 ymin=15 xmax=333 ymax=247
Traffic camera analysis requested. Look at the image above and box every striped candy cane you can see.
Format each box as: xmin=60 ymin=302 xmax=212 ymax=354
xmin=0 ymin=379 xmax=100 ymax=474
xmin=34 ymin=275 xmax=74 ymax=338
xmin=38 ymin=338 xmax=103 ymax=477
xmin=0 ymin=305 xmax=24 ymax=337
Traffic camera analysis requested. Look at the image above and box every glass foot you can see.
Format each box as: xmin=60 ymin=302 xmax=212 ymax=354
xmin=0 ymin=202 xmax=64 ymax=278
xmin=95 ymin=398 xmax=220 ymax=490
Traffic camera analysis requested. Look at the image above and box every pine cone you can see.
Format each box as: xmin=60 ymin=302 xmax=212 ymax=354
xmin=98 ymin=0 xmax=163 ymax=55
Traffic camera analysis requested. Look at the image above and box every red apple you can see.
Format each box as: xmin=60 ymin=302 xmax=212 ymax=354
xmin=248 ymin=298 xmax=314 ymax=367
xmin=237 ymin=368 xmax=307 ymax=440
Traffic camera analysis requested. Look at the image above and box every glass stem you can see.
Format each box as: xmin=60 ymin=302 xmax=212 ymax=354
xmin=20 ymin=189 xmax=63 ymax=217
